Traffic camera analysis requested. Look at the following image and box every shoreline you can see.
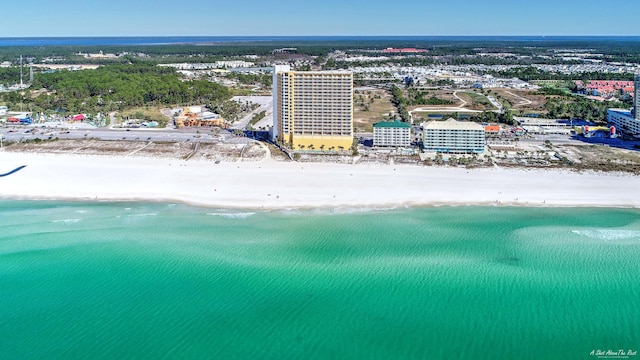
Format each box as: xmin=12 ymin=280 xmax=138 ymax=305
xmin=1 ymin=151 xmax=639 ymax=210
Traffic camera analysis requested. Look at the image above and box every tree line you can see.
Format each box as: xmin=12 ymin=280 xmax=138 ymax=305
xmin=543 ymin=96 xmax=619 ymax=122
xmin=485 ymin=68 xmax=635 ymax=82
xmin=467 ymin=110 xmax=516 ymax=126
xmin=1 ymin=64 xmax=231 ymax=114
xmin=390 ymin=85 xmax=410 ymax=122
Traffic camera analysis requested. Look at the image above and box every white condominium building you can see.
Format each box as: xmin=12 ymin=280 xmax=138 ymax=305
xmin=272 ymin=65 xmax=353 ymax=150
xmin=423 ymin=118 xmax=486 ymax=154
xmin=373 ymin=120 xmax=412 ymax=147
xmin=606 ymin=73 xmax=640 ymax=139
xmin=607 ymin=109 xmax=640 ymax=139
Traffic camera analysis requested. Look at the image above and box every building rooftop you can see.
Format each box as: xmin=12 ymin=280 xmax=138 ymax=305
xmin=373 ymin=120 xmax=411 ymax=128
xmin=273 ymin=65 xmax=351 ymax=75
xmin=608 ymin=108 xmax=632 ymax=116
xmin=424 ymin=118 xmax=484 ymax=131
xmin=288 ymin=70 xmax=352 ymax=75
xmin=382 ymin=48 xmax=428 ymax=53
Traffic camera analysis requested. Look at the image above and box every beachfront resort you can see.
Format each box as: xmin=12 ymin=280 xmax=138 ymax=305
xmin=2 ymin=48 xmax=640 ymax=199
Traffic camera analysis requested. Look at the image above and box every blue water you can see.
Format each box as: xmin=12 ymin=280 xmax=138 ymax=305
xmin=1 ymin=36 xmax=639 ymax=47
xmin=0 ymin=201 xmax=639 ymax=359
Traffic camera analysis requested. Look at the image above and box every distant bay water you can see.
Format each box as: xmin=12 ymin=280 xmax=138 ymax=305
xmin=1 ymin=36 xmax=640 ymax=47
xmin=0 ymin=201 xmax=638 ymax=359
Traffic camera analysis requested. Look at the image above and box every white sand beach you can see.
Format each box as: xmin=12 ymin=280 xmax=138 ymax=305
xmin=1 ymin=151 xmax=639 ymax=209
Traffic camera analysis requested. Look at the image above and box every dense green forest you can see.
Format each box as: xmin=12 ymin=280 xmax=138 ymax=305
xmin=225 ymin=72 xmax=272 ymax=88
xmin=1 ymin=64 xmax=231 ymax=114
xmin=2 ymin=38 xmax=640 ymax=64
xmin=543 ymin=96 xmax=620 ymax=122
xmin=0 ymin=67 xmax=23 ymax=84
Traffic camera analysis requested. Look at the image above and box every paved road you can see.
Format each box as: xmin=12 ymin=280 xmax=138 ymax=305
xmin=0 ymin=125 xmax=253 ymax=145
xmin=452 ymin=90 xmax=468 ymax=107
xmin=231 ymin=103 xmax=271 ymax=130
xmin=486 ymin=95 xmax=503 ymax=113
xmin=503 ymin=91 xmax=532 ymax=107
xmin=230 ymin=96 xmax=273 ymax=130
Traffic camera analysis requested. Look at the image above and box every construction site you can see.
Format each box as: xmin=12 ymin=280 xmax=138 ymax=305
xmin=174 ymin=106 xmax=227 ymax=129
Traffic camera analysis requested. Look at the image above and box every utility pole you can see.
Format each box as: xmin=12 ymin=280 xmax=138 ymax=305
xmin=20 ymin=55 xmax=23 ymax=86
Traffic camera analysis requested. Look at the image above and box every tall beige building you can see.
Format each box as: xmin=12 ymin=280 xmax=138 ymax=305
xmin=635 ymin=73 xmax=640 ymax=120
xmin=272 ymin=65 xmax=353 ymax=151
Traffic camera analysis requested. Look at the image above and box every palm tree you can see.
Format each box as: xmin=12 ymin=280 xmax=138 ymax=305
xmin=435 ymin=152 xmax=443 ymax=164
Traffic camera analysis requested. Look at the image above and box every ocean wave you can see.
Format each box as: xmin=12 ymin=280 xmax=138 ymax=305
xmin=328 ymin=207 xmax=398 ymax=215
xmin=571 ymin=229 xmax=640 ymax=241
xmin=206 ymin=212 xmax=256 ymax=219
xmin=279 ymin=207 xmax=398 ymax=216
xmin=127 ymin=213 xmax=158 ymax=217
xmin=52 ymin=219 xmax=81 ymax=224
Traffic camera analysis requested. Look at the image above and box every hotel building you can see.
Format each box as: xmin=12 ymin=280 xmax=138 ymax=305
xmin=373 ymin=120 xmax=412 ymax=147
xmin=607 ymin=109 xmax=640 ymax=139
xmin=606 ymin=73 xmax=640 ymax=139
xmin=272 ymin=65 xmax=353 ymax=150
xmin=423 ymin=118 xmax=486 ymax=154
xmin=636 ymin=73 xmax=640 ymax=119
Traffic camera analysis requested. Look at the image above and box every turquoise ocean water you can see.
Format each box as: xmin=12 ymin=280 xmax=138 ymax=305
xmin=0 ymin=201 xmax=639 ymax=359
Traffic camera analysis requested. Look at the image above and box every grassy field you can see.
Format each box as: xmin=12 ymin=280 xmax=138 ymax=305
xmin=426 ymin=89 xmax=460 ymax=103
xmin=353 ymin=89 xmax=396 ymax=132
xmin=117 ymin=107 xmax=170 ymax=127
xmin=491 ymin=89 xmax=547 ymax=115
xmin=458 ymin=91 xmax=495 ymax=110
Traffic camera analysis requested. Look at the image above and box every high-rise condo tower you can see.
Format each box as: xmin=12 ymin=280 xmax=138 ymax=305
xmin=272 ymin=65 xmax=353 ymax=151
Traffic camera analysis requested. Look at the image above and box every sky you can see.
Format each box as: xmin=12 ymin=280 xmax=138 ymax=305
xmin=4 ymin=0 xmax=639 ymax=37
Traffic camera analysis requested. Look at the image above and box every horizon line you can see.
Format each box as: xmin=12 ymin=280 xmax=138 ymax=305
xmin=2 ymin=35 xmax=640 ymax=38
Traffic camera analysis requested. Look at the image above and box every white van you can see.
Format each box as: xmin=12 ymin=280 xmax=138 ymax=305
xmin=0 ymin=106 xmax=7 ymax=116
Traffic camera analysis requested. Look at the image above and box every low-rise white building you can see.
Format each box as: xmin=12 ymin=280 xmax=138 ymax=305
xmin=423 ymin=118 xmax=485 ymax=154
xmin=373 ymin=120 xmax=411 ymax=147
xmin=607 ymin=109 xmax=640 ymax=139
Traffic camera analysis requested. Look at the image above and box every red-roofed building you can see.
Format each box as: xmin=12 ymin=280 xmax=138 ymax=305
xmin=381 ymin=48 xmax=428 ymax=53
xmin=484 ymin=125 xmax=501 ymax=135
xmin=575 ymin=80 xmax=634 ymax=97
